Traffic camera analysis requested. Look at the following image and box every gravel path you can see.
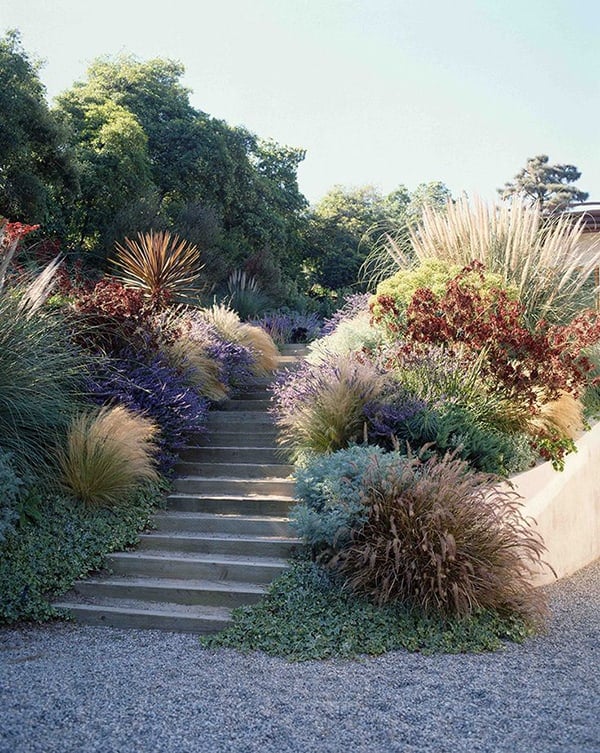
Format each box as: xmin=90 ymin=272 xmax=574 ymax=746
xmin=1 ymin=560 xmax=599 ymax=753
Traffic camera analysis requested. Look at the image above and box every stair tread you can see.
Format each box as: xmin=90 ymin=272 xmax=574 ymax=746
xmin=154 ymin=511 xmax=291 ymax=522
xmin=107 ymin=550 xmax=289 ymax=566
xmin=167 ymin=491 xmax=297 ymax=502
xmin=140 ymin=532 xmax=300 ymax=543
xmin=54 ymin=598 xmax=233 ymax=619
xmin=74 ymin=575 xmax=267 ymax=593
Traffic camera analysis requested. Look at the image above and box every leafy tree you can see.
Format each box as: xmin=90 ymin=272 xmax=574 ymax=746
xmin=498 ymin=155 xmax=589 ymax=213
xmin=55 ymin=54 xmax=308 ymax=296
xmin=0 ymin=30 xmax=78 ymax=228
xmin=305 ymin=182 xmax=453 ymax=293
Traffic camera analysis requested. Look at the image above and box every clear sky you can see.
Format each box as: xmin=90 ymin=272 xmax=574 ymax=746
xmin=1 ymin=0 xmax=598 ymax=205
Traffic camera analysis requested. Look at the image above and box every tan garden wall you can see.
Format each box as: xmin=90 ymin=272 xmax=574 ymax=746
xmin=510 ymin=421 xmax=600 ymax=585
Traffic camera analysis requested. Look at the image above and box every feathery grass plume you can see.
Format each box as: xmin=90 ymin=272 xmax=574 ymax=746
xmin=237 ymin=323 xmax=279 ymax=374
xmin=199 ymin=303 xmax=243 ymax=341
xmin=407 ymin=196 xmax=600 ymax=325
xmin=271 ymin=355 xmax=385 ymax=460
xmin=308 ymin=310 xmax=385 ymax=365
xmin=18 ymin=255 xmax=63 ymax=315
xmin=330 ymin=450 xmax=548 ymax=625
xmin=58 ymin=406 xmax=159 ymax=506
xmin=112 ymin=230 xmax=203 ymax=304
xmin=199 ymin=304 xmax=279 ymax=374
xmin=530 ymin=391 xmax=584 ymax=440
xmin=166 ymin=334 xmax=228 ymax=401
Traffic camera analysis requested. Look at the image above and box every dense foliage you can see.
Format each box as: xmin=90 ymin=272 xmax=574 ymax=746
xmin=201 ymin=559 xmax=535 ymax=661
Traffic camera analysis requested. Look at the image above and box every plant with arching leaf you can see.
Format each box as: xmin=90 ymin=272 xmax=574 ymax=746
xmin=112 ymin=230 xmax=203 ymax=306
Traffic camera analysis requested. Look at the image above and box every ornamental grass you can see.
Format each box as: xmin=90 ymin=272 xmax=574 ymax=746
xmin=330 ymin=450 xmax=548 ymax=626
xmin=58 ymin=406 xmax=159 ymax=507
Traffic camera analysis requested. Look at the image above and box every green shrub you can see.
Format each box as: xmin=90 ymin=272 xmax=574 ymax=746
xmin=201 ymin=559 xmax=536 ymax=661
xmin=292 ymin=445 xmax=392 ymax=549
xmin=307 ymin=310 xmax=384 ymax=364
xmin=330 ymin=451 xmax=547 ymax=624
xmin=0 ymin=448 xmax=25 ymax=544
xmin=0 ymin=482 xmax=165 ymax=624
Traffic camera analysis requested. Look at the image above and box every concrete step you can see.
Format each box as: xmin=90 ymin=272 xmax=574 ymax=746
xmin=206 ymin=411 xmax=275 ymax=428
xmin=172 ymin=476 xmax=295 ymax=497
xmin=279 ymin=344 xmax=310 ymax=355
xmin=53 ymin=598 xmax=232 ymax=634
xmin=105 ymin=550 xmax=289 ymax=583
xmin=166 ymin=494 xmax=294 ymax=516
xmin=71 ymin=575 xmax=266 ymax=608
xmin=218 ymin=399 xmax=272 ymax=412
xmin=138 ymin=532 xmax=301 ymax=558
xmin=153 ymin=511 xmax=292 ymax=535
xmin=177 ymin=446 xmax=283 ymax=464
xmin=186 ymin=431 xmax=279 ymax=448
xmin=174 ymin=461 xmax=294 ymax=479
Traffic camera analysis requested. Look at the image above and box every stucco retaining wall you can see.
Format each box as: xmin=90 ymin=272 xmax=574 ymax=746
xmin=510 ymin=421 xmax=600 ymax=585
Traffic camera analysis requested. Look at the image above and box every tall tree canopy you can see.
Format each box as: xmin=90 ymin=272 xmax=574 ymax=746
xmin=498 ymin=155 xmax=588 ymax=214
xmin=0 ymin=31 xmax=78 ymax=228
xmin=305 ymin=182 xmax=452 ymax=293
xmin=54 ymin=54 xmax=308 ymax=297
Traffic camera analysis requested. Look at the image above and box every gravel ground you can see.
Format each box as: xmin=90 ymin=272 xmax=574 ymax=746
xmin=1 ymin=560 xmax=599 ymax=753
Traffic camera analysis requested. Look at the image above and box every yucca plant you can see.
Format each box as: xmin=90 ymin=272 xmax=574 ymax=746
xmin=112 ymin=230 xmax=203 ymax=305
xmin=227 ymin=269 xmax=269 ymax=319
xmin=330 ymin=450 xmax=548 ymax=625
xmin=58 ymin=406 xmax=159 ymax=506
xmin=407 ymin=197 xmax=600 ymax=325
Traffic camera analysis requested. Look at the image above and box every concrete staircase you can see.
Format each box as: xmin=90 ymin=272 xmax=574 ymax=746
xmin=53 ymin=344 xmax=308 ymax=633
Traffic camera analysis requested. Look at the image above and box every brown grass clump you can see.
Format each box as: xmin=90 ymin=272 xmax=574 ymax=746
xmin=166 ymin=334 xmax=228 ymax=402
xmin=530 ymin=391 xmax=584 ymax=440
xmin=58 ymin=406 xmax=159 ymax=506
xmin=199 ymin=304 xmax=279 ymax=375
xmin=238 ymin=323 xmax=280 ymax=374
xmin=330 ymin=450 xmax=548 ymax=625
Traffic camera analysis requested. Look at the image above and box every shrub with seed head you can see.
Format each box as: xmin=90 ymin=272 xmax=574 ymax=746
xmin=330 ymin=450 xmax=547 ymax=625
xmin=58 ymin=406 xmax=159 ymax=506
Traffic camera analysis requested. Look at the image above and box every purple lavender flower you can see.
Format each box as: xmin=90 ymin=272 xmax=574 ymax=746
xmin=86 ymin=352 xmax=209 ymax=475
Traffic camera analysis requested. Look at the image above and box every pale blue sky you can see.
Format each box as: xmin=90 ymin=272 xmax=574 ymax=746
xmin=1 ymin=0 xmax=598 ymax=205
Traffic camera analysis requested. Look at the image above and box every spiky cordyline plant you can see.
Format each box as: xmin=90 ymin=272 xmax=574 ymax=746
xmin=407 ymin=197 xmax=600 ymax=325
xmin=58 ymin=406 xmax=159 ymax=506
xmin=112 ymin=230 xmax=203 ymax=304
xmin=330 ymin=450 xmax=548 ymax=625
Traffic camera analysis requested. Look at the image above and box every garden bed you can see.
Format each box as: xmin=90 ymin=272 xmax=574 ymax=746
xmin=515 ymin=420 xmax=600 ymax=585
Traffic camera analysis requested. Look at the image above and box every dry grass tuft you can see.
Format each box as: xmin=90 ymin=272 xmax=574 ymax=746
xmin=167 ymin=334 xmax=228 ymax=401
xmin=530 ymin=391 xmax=584 ymax=440
xmin=199 ymin=304 xmax=279 ymax=374
xmin=238 ymin=323 xmax=280 ymax=374
xmin=58 ymin=406 xmax=159 ymax=506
